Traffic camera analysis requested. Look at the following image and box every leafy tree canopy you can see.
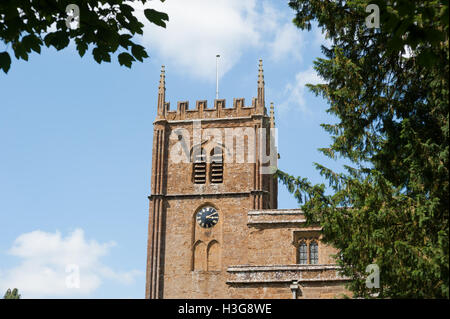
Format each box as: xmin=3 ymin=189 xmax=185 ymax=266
xmin=280 ymin=0 xmax=448 ymax=298
xmin=0 ymin=0 xmax=169 ymax=73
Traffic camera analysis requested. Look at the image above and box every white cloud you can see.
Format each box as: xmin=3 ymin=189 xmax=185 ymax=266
xmin=269 ymin=23 xmax=304 ymax=62
xmin=0 ymin=229 xmax=141 ymax=298
xmin=135 ymin=0 xmax=304 ymax=81
xmin=279 ymin=66 xmax=324 ymax=114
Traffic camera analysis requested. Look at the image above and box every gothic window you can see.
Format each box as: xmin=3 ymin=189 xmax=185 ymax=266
xmin=310 ymin=241 xmax=319 ymax=264
xmin=209 ymin=147 xmax=223 ymax=183
xmin=297 ymin=238 xmax=319 ymax=265
xmin=298 ymin=241 xmax=308 ymax=264
xmin=192 ymin=147 xmax=206 ymax=184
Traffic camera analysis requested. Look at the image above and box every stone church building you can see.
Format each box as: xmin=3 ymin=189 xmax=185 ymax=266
xmin=145 ymin=60 xmax=350 ymax=299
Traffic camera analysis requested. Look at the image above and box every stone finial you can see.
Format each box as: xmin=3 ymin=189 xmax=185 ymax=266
xmin=159 ymin=65 xmax=165 ymax=91
xmin=257 ymin=59 xmax=265 ymax=113
xmin=258 ymin=59 xmax=264 ymax=88
xmin=270 ymin=102 xmax=275 ymax=127
xmin=157 ymin=65 xmax=166 ymax=117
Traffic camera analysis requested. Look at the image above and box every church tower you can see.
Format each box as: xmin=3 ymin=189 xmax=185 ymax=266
xmin=145 ymin=60 xmax=278 ymax=299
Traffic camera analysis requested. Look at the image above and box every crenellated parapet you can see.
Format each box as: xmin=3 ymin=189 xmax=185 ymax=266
xmin=155 ymin=59 xmax=270 ymax=121
xmin=161 ymin=97 xmax=266 ymax=121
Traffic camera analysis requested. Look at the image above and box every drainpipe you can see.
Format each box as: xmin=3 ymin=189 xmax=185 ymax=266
xmin=290 ymin=280 xmax=299 ymax=299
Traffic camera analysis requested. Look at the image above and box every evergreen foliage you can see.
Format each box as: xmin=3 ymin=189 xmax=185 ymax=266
xmin=280 ymin=0 xmax=449 ymax=298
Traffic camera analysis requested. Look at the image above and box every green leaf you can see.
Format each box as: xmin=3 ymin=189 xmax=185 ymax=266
xmin=44 ymin=31 xmax=70 ymax=51
xmin=119 ymin=34 xmax=133 ymax=49
xmin=131 ymin=44 xmax=148 ymax=62
xmin=92 ymin=47 xmax=111 ymax=64
xmin=144 ymin=8 xmax=169 ymax=28
xmin=22 ymin=34 xmax=42 ymax=54
xmin=0 ymin=52 xmax=12 ymax=73
xmin=118 ymin=52 xmax=135 ymax=68
xmin=12 ymin=42 xmax=28 ymax=61
xmin=75 ymin=38 xmax=88 ymax=57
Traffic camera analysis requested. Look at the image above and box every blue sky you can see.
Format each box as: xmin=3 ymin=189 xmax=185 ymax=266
xmin=0 ymin=1 xmax=344 ymax=298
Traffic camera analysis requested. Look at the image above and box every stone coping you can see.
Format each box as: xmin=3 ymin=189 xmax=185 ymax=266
xmin=248 ymin=209 xmax=303 ymax=216
xmin=247 ymin=219 xmax=307 ymax=226
xmin=247 ymin=209 xmax=307 ymax=227
xmin=226 ymin=264 xmax=349 ymax=284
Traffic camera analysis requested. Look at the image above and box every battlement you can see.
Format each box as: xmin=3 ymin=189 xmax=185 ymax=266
xmin=161 ymin=97 xmax=268 ymax=121
xmin=155 ymin=59 xmax=273 ymax=122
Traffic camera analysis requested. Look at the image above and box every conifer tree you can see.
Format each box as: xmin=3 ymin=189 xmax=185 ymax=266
xmin=279 ymin=0 xmax=449 ymax=298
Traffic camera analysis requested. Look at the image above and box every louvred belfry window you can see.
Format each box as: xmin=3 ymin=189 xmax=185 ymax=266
xmin=210 ymin=147 xmax=223 ymax=183
xmin=193 ymin=148 xmax=206 ymax=184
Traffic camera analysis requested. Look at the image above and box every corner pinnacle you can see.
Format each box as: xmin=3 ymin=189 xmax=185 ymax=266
xmin=159 ymin=65 xmax=165 ymax=90
xmin=258 ymin=59 xmax=264 ymax=87
xmin=270 ymin=102 xmax=275 ymax=127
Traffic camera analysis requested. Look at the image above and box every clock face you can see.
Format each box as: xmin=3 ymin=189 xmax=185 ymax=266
xmin=196 ymin=207 xmax=219 ymax=228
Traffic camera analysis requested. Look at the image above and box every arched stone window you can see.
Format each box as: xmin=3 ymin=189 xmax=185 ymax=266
xmin=310 ymin=241 xmax=319 ymax=264
xmin=209 ymin=147 xmax=223 ymax=183
xmin=298 ymin=241 xmax=308 ymax=264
